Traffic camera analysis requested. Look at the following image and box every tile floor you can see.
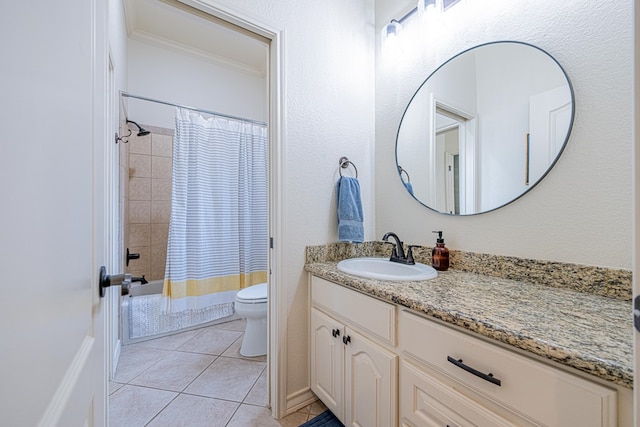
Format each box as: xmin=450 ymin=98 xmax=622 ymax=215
xmin=110 ymin=319 xmax=326 ymax=426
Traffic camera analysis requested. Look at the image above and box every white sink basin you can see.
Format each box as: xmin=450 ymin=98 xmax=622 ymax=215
xmin=337 ymin=257 xmax=438 ymax=281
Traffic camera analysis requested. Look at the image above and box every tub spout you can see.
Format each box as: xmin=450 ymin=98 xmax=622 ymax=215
xmin=131 ymin=275 xmax=148 ymax=284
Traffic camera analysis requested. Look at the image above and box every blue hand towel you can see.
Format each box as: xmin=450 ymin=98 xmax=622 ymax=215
xmin=337 ymin=176 xmax=364 ymax=243
xmin=403 ymin=181 xmax=414 ymax=196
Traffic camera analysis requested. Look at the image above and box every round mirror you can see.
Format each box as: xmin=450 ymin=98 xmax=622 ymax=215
xmin=396 ymin=41 xmax=574 ymax=215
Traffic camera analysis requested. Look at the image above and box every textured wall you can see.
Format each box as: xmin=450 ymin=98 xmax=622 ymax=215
xmin=376 ymin=0 xmax=632 ymax=269
xmin=198 ymin=0 xmax=377 ymax=409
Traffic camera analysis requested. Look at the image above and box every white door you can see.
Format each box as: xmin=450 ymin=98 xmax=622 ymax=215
xmin=0 ymin=1 xmax=108 ymax=426
xmin=444 ymin=152 xmax=456 ymax=214
xmin=528 ymin=86 xmax=572 ymax=184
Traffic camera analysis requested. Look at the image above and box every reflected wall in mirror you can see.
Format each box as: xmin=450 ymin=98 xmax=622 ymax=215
xmin=396 ymin=41 xmax=574 ymax=215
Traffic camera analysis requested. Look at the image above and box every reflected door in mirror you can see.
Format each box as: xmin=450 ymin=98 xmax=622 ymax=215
xmin=396 ymin=41 xmax=574 ymax=215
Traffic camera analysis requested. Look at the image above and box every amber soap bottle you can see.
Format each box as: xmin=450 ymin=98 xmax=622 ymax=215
xmin=432 ymin=231 xmax=449 ymax=271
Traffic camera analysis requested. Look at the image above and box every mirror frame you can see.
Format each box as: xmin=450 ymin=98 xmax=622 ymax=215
xmin=395 ymin=40 xmax=575 ymax=215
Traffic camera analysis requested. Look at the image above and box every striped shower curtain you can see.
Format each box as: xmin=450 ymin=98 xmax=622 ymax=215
xmin=162 ymin=108 xmax=268 ymax=317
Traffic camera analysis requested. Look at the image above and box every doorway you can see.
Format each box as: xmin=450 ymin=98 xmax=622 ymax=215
xmin=434 ymin=103 xmax=476 ymax=215
xmin=109 ymin=0 xmax=284 ymax=419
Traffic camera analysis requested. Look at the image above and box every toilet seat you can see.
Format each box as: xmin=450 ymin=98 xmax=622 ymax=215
xmin=236 ymin=283 xmax=267 ymax=304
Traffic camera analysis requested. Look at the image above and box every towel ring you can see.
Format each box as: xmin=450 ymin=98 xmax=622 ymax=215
xmin=398 ymin=165 xmax=410 ymax=183
xmin=339 ymin=156 xmax=358 ymax=178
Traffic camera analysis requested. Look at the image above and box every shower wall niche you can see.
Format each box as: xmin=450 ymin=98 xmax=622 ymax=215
xmin=125 ymin=126 xmax=174 ymax=281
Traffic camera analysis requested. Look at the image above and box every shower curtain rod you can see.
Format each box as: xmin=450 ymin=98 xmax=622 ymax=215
xmin=121 ymin=92 xmax=267 ymax=126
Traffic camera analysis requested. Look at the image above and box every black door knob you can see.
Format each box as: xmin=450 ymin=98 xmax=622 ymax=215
xmin=99 ymin=266 xmax=131 ymax=297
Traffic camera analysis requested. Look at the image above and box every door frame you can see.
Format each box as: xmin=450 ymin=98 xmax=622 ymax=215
xmin=633 ymin=1 xmax=639 ymax=423
xmin=106 ymin=47 xmax=125 ymax=383
xmin=118 ymin=0 xmax=287 ymax=418
xmin=433 ymin=99 xmax=477 ymax=214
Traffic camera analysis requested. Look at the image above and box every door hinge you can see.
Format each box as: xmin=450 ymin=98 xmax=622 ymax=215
xmin=270 ymin=237 xmax=274 ymax=249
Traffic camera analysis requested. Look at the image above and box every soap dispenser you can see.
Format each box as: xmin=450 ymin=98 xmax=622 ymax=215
xmin=432 ymin=231 xmax=449 ymax=271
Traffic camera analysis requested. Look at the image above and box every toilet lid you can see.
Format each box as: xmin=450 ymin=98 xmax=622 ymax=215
xmin=236 ymin=283 xmax=267 ymax=303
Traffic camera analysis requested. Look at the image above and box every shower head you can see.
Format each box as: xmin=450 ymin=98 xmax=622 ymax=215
xmin=126 ymin=119 xmax=151 ymax=136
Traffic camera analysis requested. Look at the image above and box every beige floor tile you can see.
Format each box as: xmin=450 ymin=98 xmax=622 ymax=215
xmin=113 ymin=346 xmax=171 ymax=383
xmin=130 ymin=328 xmax=202 ymax=351
xmin=309 ymin=400 xmax=328 ymax=415
xmin=278 ymin=410 xmax=311 ymax=426
xmin=109 ymin=381 xmax=125 ymax=395
xmin=110 ymin=314 xmax=276 ymax=426
xmin=226 ymin=404 xmax=287 ymax=427
xmin=178 ymin=327 xmax=242 ymax=355
xmin=294 ymin=404 xmax=311 ymax=418
xmin=209 ymin=318 xmax=246 ymax=331
xmin=109 ymin=384 xmax=177 ymax=427
xmin=147 ymin=394 xmax=239 ymax=427
xmin=222 ymin=335 xmax=267 ymax=362
xmin=130 ymin=351 xmax=216 ymax=392
xmin=243 ymin=366 xmax=267 ymax=406
xmin=184 ymin=357 xmax=265 ymax=402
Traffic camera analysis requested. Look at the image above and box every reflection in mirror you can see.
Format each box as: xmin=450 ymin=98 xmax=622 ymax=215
xmin=396 ymin=41 xmax=574 ymax=215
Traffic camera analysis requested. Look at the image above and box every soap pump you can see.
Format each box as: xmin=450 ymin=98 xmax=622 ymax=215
xmin=432 ymin=231 xmax=449 ymax=271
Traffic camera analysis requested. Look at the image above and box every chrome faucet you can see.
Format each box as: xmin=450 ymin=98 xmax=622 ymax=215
xmin=382 ymin=232 xmax=416 ymax=265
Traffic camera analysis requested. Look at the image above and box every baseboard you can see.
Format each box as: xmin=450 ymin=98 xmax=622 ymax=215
xmin=286 ymin=387 xmax=317 ymax=415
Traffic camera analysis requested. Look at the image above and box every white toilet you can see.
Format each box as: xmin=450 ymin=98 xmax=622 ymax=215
xmin=234 ymin=282 xmax=268 ymax=357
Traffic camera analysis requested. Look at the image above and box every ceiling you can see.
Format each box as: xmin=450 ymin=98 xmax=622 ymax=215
xmin=124 ymin=0 xmax=268 ymax=76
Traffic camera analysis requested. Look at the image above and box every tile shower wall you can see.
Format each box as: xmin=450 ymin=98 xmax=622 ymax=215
xmin=126 ymin=126 xmax=174 ymax=281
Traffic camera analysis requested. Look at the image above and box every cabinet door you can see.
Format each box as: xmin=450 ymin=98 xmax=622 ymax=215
xmin=344 ymin=328 xmax=398 ymax=427
xmin=311 ymin=308 xmax=344 ymax=421
xmin=400 ymin=361 xmax=518 ymax=427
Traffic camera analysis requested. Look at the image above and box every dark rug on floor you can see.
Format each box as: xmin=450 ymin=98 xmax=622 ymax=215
xmin=299 ymin=410 xmax=344 ymax=427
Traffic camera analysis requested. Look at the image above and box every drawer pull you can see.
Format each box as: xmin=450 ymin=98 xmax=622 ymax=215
xmin=447 ymin=356 xmax=502 ymax=386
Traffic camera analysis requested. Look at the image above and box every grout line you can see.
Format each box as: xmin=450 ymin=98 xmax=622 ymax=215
xmin=176 ymin=354 xmax=219 ymax=393
xmin=143 ymin=392 xmax=181 ymax=427
xmin=241 ymin=362 xmax=267 ymax=404
xmin=224 ymin=402 xmax=243 ymax=427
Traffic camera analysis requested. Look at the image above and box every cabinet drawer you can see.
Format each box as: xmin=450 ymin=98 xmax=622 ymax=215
xmin=400 ymin=360 xmax=517 ymax=427
xmin=399 ymin=310 xmax=617 ymax=427
xmin=311 ymin=276 xmax=396 ymax=346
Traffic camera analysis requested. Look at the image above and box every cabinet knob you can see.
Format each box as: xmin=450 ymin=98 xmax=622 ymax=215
xmin=332 ymin=328 xmax=341 ymax=338
xmin=343 ymin=335 xmax=351 ymax=345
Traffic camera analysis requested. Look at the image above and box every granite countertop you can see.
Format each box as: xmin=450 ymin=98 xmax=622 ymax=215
xmin=305 ymin=261 xmax=633 ymax=389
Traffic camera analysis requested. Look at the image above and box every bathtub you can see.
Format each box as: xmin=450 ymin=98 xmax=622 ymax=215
xmin=121 ymin=280 xmax=240 ymax=345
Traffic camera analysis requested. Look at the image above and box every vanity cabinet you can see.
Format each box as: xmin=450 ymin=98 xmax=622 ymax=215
xmin=310 ymin=277 xmax=398 ymax=427
xmin=309 ymin=275 xmax=619 ymax=427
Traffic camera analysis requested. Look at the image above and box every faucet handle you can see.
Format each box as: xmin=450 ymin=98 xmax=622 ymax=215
xmin=406 ymin=245 xmax=421 ymax=265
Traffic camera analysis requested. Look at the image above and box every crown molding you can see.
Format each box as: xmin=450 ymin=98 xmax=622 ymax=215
xmin=128 ymin=28 xmax=265 ymax=78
